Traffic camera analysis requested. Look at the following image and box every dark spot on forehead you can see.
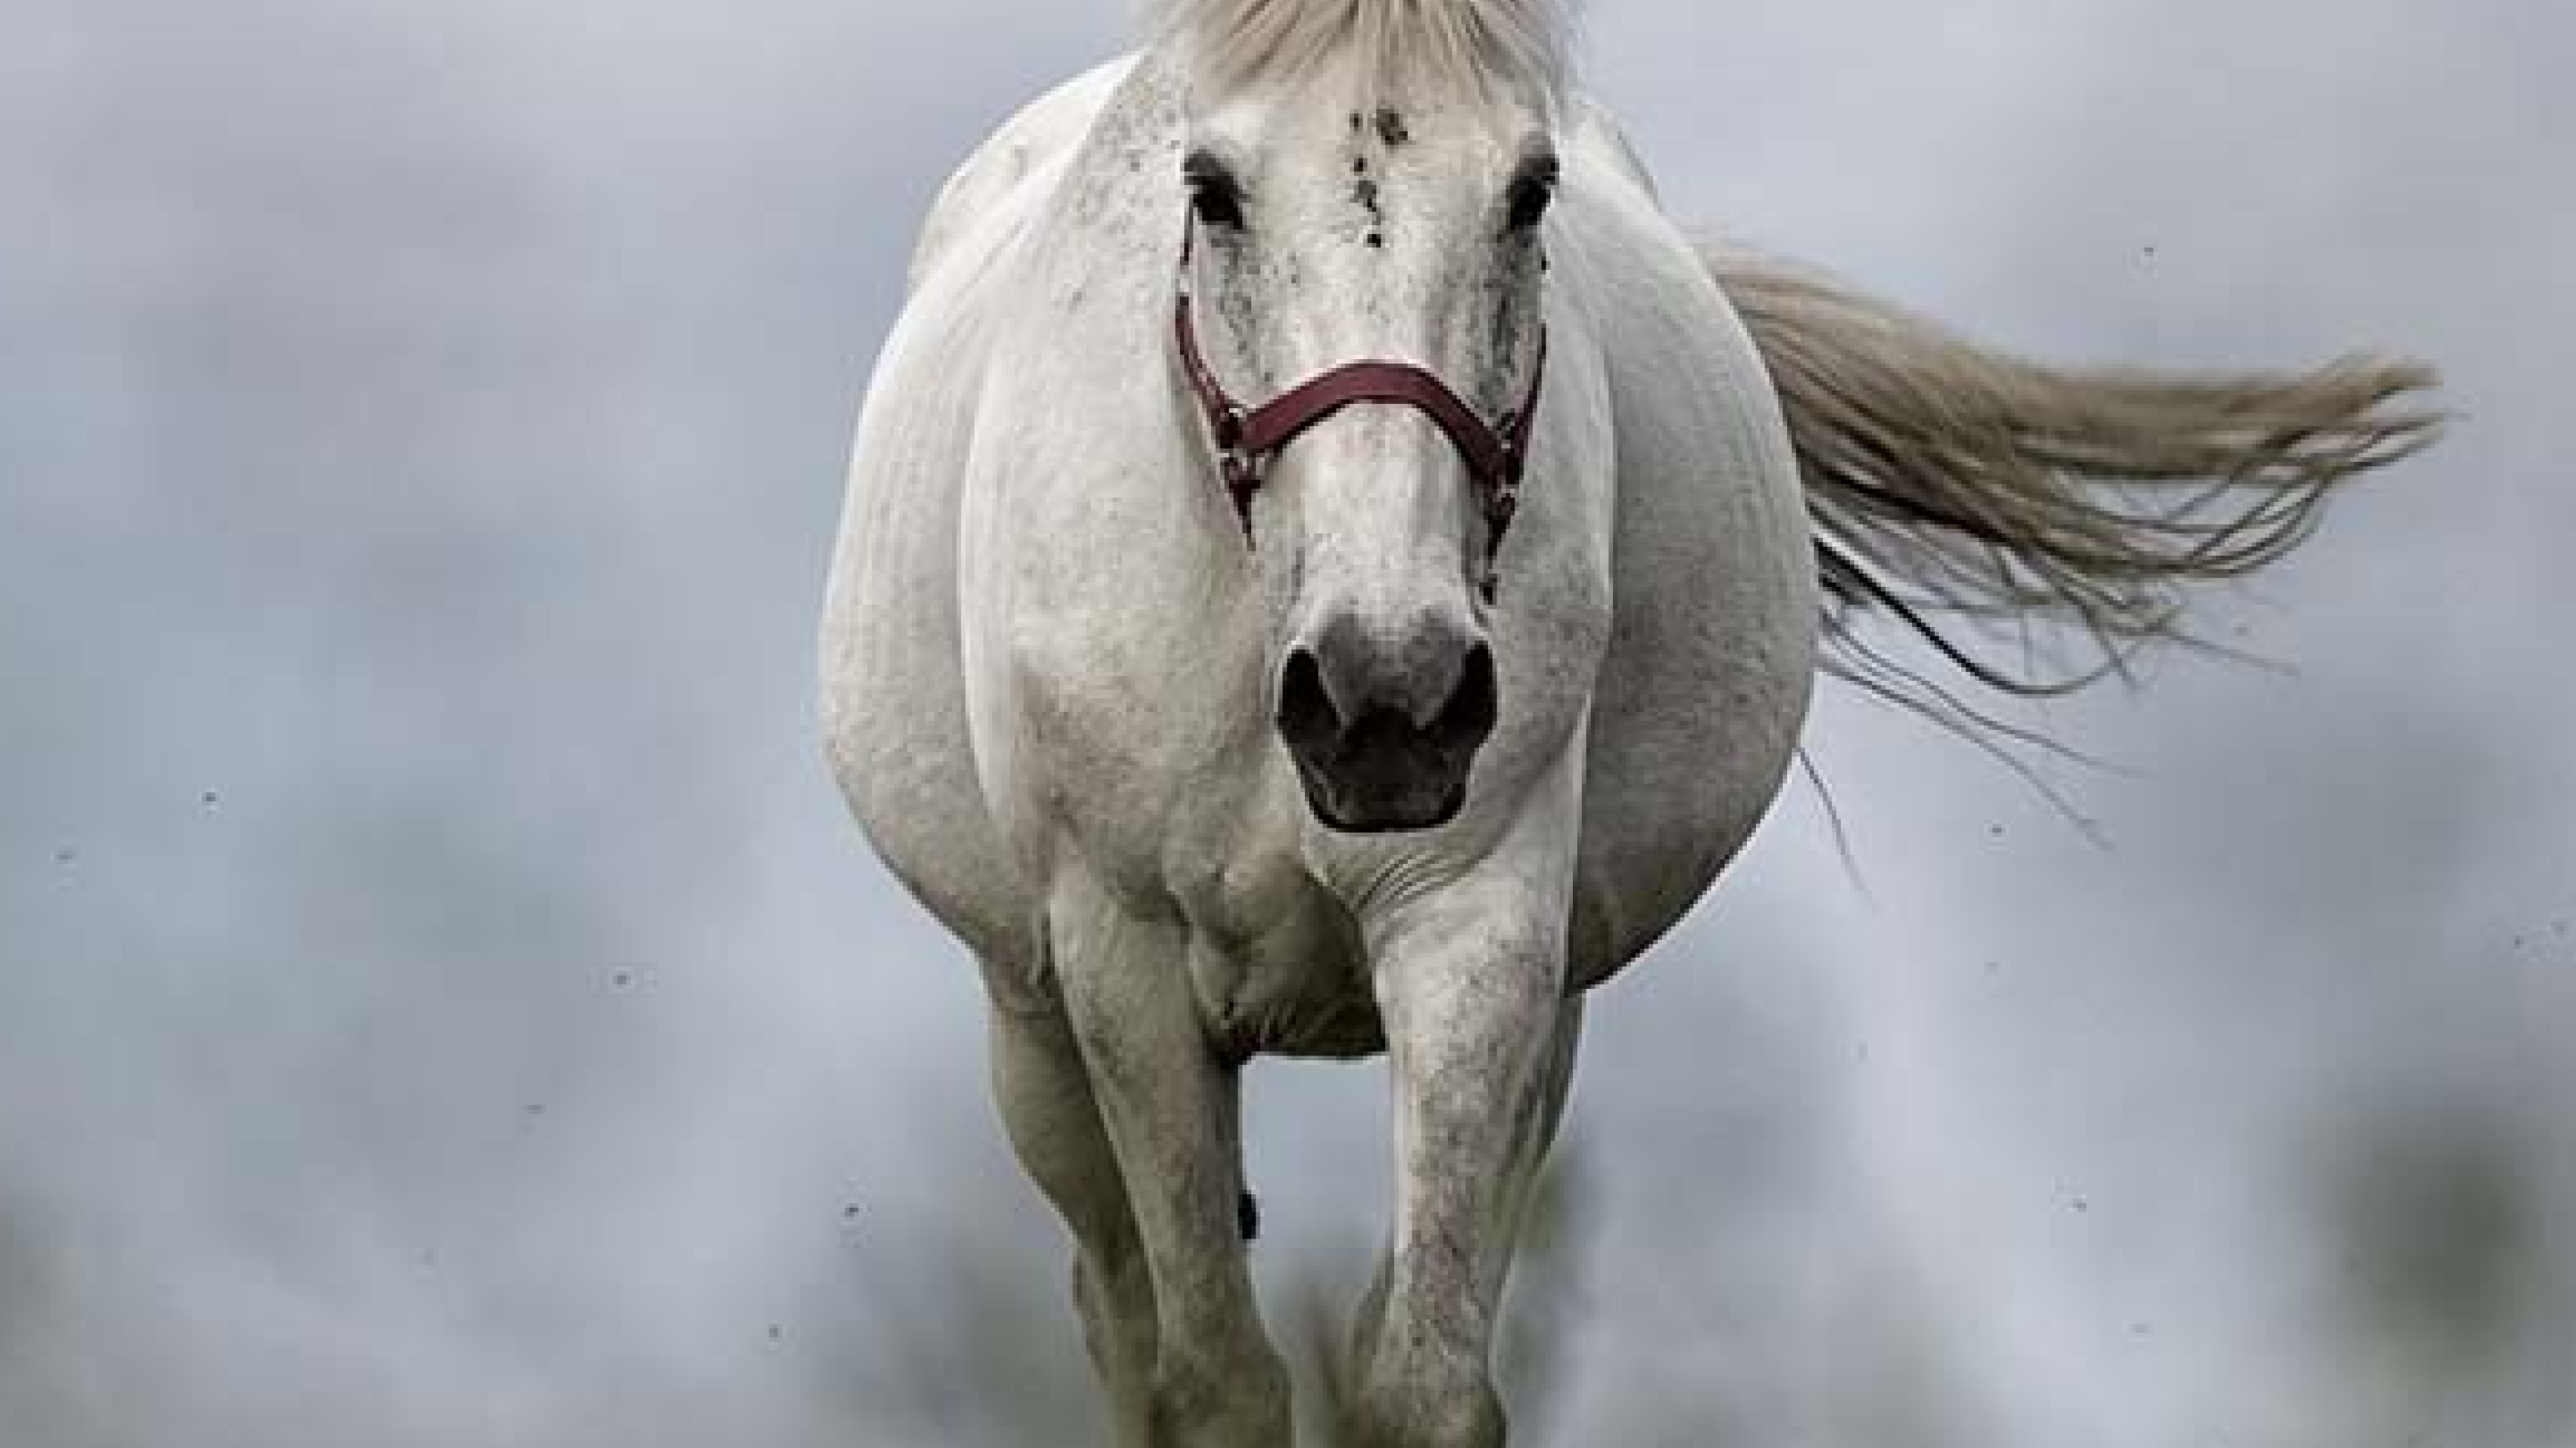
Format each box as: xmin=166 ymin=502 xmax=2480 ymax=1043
xmin=1373 ymin=108 xmax=1410 ymax=148
xmin=1349 ymin=111 xmax=1365 ymax=132
xmin=1353 ymin=175 xmax=1381 ymax=215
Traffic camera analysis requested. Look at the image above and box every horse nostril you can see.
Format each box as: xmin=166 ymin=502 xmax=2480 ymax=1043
xmin=1276 ymin=646 xmax=1342 ymax=754
xmin=1274 ymin=630 xmax=1493 ymax=832
xmin=1430 ymin=641 xmax=1499 ymax=751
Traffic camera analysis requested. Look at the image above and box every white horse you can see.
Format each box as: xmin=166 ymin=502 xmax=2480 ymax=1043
xmin=819 ymin=3 xmax=2437 ymax=1443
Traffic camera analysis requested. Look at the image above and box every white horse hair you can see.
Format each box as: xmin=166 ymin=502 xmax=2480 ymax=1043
xmin=1146 ymin=0 xmax=1572 ymax=102
xmin=821 ymin=3 xmax=2437 ymax=1444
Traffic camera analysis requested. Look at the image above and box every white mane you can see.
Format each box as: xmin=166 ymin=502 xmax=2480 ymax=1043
xmin=1147 ymin=0 xmax=1575 ymax=102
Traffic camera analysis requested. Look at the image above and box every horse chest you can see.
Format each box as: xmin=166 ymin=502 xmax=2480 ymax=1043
xmin=1001 ymin=643 xmax=1388 ymax=1057
xmin=1176 ymin=855 xmax=1385 ymax=1061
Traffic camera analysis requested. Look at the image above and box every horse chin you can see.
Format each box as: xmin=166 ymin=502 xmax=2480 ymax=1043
xmin=1292 ymin=764 xmax=1470 ymax=835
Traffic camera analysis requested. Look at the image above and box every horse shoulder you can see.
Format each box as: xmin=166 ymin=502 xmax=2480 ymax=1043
xmin=910 ymin=54 xmax=1141 ymax=292
xmin=824 ymin=61 xmax=1142 ymax=966
xmin=898 ymin=58 xmax=1255 ymax=900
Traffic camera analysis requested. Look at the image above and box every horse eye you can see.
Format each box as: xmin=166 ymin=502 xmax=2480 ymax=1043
xmin=1185 ymin=154 xmax=1247 ymax=231
xmin=1505 ymin=157 xmax=1559 ymax=233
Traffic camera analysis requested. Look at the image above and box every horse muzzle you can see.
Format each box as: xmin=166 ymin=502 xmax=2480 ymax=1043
xmin=1274 ymin=611 xmax=1497 ymax=834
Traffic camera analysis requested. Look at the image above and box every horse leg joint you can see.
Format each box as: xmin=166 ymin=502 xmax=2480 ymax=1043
xmin=1348 ymin=1373 xmax=1507 ymax=1448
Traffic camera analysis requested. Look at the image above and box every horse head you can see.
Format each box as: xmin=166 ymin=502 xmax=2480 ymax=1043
xmin=1172 ymin=57 xmax=1559 ymax=832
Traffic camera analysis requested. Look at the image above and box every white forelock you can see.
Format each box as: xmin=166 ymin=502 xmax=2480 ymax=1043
xmin=1145 ymin=0 xmax=1574 ymax=103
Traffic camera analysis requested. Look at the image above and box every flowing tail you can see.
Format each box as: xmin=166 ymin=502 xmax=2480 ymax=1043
xmin=1704 ymin=242 xmax=2445 ymax=739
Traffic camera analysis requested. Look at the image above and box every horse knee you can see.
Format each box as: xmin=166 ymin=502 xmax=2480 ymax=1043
xmin=1072 ymin=1252 xmax=1155 ymax=1367
xmin=1351 ymin=1375 xmax=1507 ymax=1448
xmin=1151 ymin=1338 xmax=1292 ymax=1448
xmin=1332 ymin=1263 xmax=1507 ymax=1447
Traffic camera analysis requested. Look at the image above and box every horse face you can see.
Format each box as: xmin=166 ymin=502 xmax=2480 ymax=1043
xmin=1180 ymin=85 xmax=1556 ymax=832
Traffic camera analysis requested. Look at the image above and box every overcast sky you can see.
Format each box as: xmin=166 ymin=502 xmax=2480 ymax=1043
xmin=3 ymin=2 xmax=2569 ymax=1445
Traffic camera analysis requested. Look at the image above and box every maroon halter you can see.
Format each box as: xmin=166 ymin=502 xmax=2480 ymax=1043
xmin=1173 ymin=226 xmax=1547 ymax=596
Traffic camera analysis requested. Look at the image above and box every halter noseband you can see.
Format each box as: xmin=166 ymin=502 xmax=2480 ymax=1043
xmin=1172 ymin=226 xmax=1547 ymax=598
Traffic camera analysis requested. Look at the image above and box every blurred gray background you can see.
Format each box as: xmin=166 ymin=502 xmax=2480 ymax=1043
xmin=3 ymin=1 xmax=2569 ymax=1444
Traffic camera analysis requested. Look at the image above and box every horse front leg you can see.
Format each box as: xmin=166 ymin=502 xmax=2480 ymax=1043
xmin=1048 ymin=867 xmax=1291 ymax=1448
xmin=1346 ymin=866 xmax=1584 ymax=1448
xmin=982 ymin=972 xmax=1158 ymax=1445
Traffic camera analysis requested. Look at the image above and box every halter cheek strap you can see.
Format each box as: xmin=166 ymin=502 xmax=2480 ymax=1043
xmin=1173 ymin=227 xmax=1547 ymax=598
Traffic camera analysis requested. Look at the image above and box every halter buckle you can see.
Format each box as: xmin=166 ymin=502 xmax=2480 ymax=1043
xmin=1211 ymin=401 xmax=1247 ymax=452
xmin=1220 ymin=443 xmax=1262 ymax=543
